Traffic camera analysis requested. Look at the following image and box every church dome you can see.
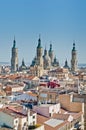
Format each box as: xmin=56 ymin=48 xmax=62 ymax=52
xmin=19 ymin=59 xmax=27 ymax=71
xmin=44 ymin=54 xmax=51 ymax=62
xmin=31 ymin=56 xmax=37 ymax=66
xmin=64 ymin=59 xmax=69 ymax=69
xmin=43 ymin=50 xmax=51 ymax=69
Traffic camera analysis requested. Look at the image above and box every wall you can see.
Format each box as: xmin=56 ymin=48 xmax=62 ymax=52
xmin=0 ymin=111 xmax=15 ymax=128
xmin=28 ymin=111 xmax=37 ymax=126
xmin=59 ymin=94 xmax=82 ymax=112
xmin=33 ymin=105 xmax=49 ymax=117
xmin=33 ymin=104 xmax=60 ymax=117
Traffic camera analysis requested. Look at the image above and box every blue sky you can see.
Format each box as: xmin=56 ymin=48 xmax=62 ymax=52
xmin=0 ymin=0 xmax=86 ymax=66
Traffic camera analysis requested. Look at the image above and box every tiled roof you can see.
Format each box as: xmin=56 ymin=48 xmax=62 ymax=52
xmin=8 ymin=74 xmax=21 ymax=80
xmin=44 ymin=120 xmax=68 ymax=130
xmin=27 ymin=92 xmax=37 ymax=97
xmin=70 ymin=111 xmax=83 ymax=119
xmin=0 ymin=107 xmax=27 ymax=118
xmin=24 ymin=75 xmax=38 ymax=80
xmin=37 ymin=114 xmax=69 ymax=130
xmin=37 ymin=114 xmax=49 ymax=125
xmin=60 ymin=108 xmax=68 ymax=114
xmin=52 ymin=113 xmax=70 ymax=120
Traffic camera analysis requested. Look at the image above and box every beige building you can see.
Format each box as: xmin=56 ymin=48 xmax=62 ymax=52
xmin=59 ymin=94 xmax=82 ymax=112
xmin=37 ymin=108 xmax=82 ymax=130
xmin=48 ymin=68 xmax=69 ymax=81
xmin=11 ymin=37 xmax=18 ymax=72
xmin=30 ymin=36 xmax=44 ymax=77
xmin=39 ymin=89 xmax=58 ymax=104
xmin=59 ymin=93 xmax=84 ymax=129
xmin=72 ymin=94 xmax=86 ymax=130
xmin=29 ymin=65 xmax=44 ymax=77
xmin=71 ymin=42 xmax=77 ymax=72
xmin=5 ymin=83 xmax=25 ymax=93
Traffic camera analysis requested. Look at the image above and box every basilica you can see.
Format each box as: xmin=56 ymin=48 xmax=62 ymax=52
xmin=31 ymin=36 xmax=59 ymax=70
xmin=11 ymin=36 xmax=77 ymax=76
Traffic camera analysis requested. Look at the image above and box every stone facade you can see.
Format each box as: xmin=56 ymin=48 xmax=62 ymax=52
xmin=11 ymin=38 xmax=18 ymax=72
xmin=71 ymin=42 xmax=77 ymax=72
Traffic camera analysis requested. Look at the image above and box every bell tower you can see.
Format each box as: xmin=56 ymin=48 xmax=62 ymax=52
xmin=49 ymin=43 xmax=54 ymax=64
xmin=11 ymin=37 xmax=18 ymax=72
xmin=36 ymin=35 xmax=43 ymax=68
xmin=71 ymin=42 xmax=77 ymax=72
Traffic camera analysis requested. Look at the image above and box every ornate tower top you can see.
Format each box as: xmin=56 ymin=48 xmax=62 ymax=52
xmin=54 ymin=56 xmax=57 ymax=63
xmin=13 ymin=36 xmax=16 ymax=48
xmin=22 ymin=58 xmax=25 ymax=66
xmin=71 ymin=41 xmax=77 ymax=72
xmin=53 ymin=56 xmax=59 ymax=67
xmin=44 ymin=46 xmax=47 ymax=56
xmin=65 ymin=59 xmax=68 ymax=66
xmin=11 ymin=37 xmax=18 ymax=72
xmin=37 ymin=34 xmax=42 ymax=48
xmin=72 ymin=41 xmax=76 ymax=51
xmin=49 ymin=43 xmax=52 ymax=52
xmin=49 ymin=42 xmax=54 ymax=63
xmin=64 ymin=59 xmax=69 ymax=69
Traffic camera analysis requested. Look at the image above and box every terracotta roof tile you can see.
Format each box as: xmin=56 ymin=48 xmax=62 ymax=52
xmin=0 ymin=107 xmax=27 ymax=118
xmin=70 ymin=111 xmax=83 ymax=119
xmin=60 ymin=108 xmax=68 ymax=114
xmin=37 ymin=114 xmax=69 ymax=130
xmin=27 ymin=92 xmax=37 ymax=97
xmin=52 ymin=113 xmax=70 ymax=120
xmin=37 ymin=114 xmax=49 ymax=125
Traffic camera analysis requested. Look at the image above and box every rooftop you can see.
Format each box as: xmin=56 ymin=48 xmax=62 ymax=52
xmin=45 ymin=118 xmax=64 ymax=127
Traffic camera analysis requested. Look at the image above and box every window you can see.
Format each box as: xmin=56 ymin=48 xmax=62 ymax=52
xmin=33 ymin=115 xmax=35 ymax=119
xmin=50 ymin=95 xmax=52 ymax=98
xmin=49 ymin=113 xmax=51 ymax=116
xmin=15 ymin=120 xmax=18 ymax=124
xmin=24 ymin=122 xmax=27 ymax=126
xmin=33 ymin=121 xmax=35 ymax=125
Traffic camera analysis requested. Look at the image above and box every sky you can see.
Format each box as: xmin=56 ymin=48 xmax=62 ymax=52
xmin=0 ymin=0 xmax=86 ymax=66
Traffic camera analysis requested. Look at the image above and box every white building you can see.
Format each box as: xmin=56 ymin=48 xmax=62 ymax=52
xmin=0 ymin=106 xmax=40 ymax=130
xmin=33 ymin=103 xmax=60 ymax=117
xmin=28 ymin=110 xmax=37 ymax=126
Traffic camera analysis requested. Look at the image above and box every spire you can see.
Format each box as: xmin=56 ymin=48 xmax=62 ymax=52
xmin=13 ymin=36 xmax=16 ymax=48
xmin=37 ymin=34 xmax=42 ymax=48
xmin=50 ymin=44 xmax=52 ymax=50
xmin=72 ymin=40 xmax=76 ymax=51
xmin=53 ymin=56 xmax=59 ymax=67
xmin=49 ymin=42 xmax=52 ymax=52
xmin=44 ymin=45 xmax=47 ymax=56
xmin=64 ymin=59 xmax=69 ymax=69
xmin=22 ymin=58 xmax=25 ymax=66
xmin=65 ymin=59 xmax=68 ymax=66
xmin=54 ymin=55 xmax=57 ymax=62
